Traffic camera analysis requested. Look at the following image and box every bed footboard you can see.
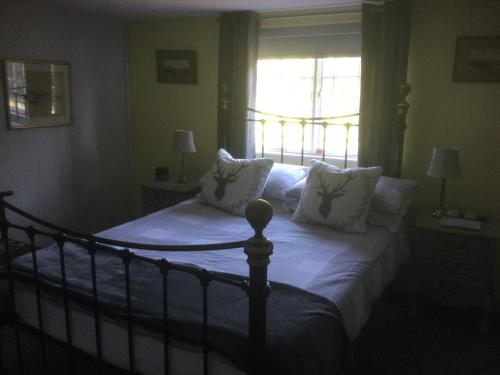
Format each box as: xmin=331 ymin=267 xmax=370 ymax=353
xmin=0 ymin=191 xmax=274 ymax=375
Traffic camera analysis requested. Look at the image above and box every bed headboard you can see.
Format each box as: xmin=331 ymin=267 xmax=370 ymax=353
xmin=246 ymin=82 xmax=411 ymax=169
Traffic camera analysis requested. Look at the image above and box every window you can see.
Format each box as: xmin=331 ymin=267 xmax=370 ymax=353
xmin=254 ymin=56 xmax=361 ymax=167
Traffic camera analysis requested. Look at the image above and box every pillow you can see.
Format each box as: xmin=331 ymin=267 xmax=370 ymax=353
xmin=284 ymin=176 xmax=307 ymax=200
xmin=366 ymin=176 xmax=417 ymax=232
xmin=284 ymin=159 xmax=334 ymax=200
xmin=367 ymin=210 xmax=410 ymax=233
xmin=262 ymin=163 xmax=308 ymax=201
xmin=198 ymin=149 xmax=274 ymax=216
xmin=368 ymin=177 xmax=417 ymax=233
xmin=370 ymin=176 xmax=417 ymax=215
xmin=292 ymin=161 xmax=382 ymax=233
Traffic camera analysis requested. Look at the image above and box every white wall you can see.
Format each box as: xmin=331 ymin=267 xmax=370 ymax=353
xmin=0 ymin=0 xmax=132 ymax=233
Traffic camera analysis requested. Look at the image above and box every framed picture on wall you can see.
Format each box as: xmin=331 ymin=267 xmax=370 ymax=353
xmin=2 ymin=59 xmax=72 ymax=129
xmin=156 ymin=50 xmax=198 ymax=84
xmin=453 ymin=36 xmax=500 ymax=82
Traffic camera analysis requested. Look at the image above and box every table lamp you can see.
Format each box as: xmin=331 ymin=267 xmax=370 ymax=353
xmin=426 ymin=146 xmax=462 ymax=218
xmin=173 ymin=130 xmax=196 ymax=184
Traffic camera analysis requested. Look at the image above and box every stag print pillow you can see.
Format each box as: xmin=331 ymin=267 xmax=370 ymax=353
xmin=198 ymin=149 xmax=274 ymax=216
xmin=292 ymin=161 xmax=382 ymax=233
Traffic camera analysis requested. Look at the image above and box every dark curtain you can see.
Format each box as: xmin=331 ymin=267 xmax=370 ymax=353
xmin=217 ymin=12 xmax=259 ymax=158
xmin=358 ymin=0 xmax=411 ymax=177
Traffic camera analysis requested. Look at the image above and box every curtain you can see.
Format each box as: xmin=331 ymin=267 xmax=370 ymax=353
xmin=217 ymin=12 xmax=259 ymax=158
xmin=358 ymin=0 xmax=411 ymax=177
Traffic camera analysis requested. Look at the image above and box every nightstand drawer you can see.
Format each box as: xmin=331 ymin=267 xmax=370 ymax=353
xmin=418 ymin=230 xmax=488 ymax=261
xmin=417 ymin=256 xmax=486 ymax=281
xmin=420 ymin=276 xmax=486 ymax=306
xmin=142 ymin=184 xmax=200 ymax=215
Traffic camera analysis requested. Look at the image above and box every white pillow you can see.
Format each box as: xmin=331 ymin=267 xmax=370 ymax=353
xmin=198 ymin=149 xmax=274 ymax=216
xmin=262 ymin=163 xmax=308 ymax=201
xmin=367 ymin=210 xmax=408 ymax=233
xmin=283 ymin=159 xmax=332 ymax=200
xmin=292 ymin=161 xmax=382 ymax=233
xmin=287 ymin=173 xmax=417 ymax=214
xmin=366 ymin=176 xmax=417 ymax=232
xmin=284 ymin=176 xmax=307 ymax=200
xmin=370 ymin=176 xmax=417 ymax=214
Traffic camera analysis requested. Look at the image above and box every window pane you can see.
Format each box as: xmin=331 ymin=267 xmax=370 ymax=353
xmin=256 ymin=59 xmax=314 ymax=117
xmin=254 ymin=57 xmax=360 ymax=166
xmin=322 ymin=57 xmax=361 ymax=77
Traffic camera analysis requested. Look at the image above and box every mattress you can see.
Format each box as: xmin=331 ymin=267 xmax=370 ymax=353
xmin=12 ymin=198 xmax=409 ymax=374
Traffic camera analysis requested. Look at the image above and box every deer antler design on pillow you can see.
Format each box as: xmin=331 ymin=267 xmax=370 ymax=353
xmin=213 ymin=159 xmax=248 ymax=201
xmin=316 ymin=168 xmax=356 ymax=218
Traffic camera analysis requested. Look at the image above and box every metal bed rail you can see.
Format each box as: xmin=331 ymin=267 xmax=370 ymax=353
xmin=0 ymin=191 xmax=274 ymax=375
xmin=246 ymin=82 xmax=411 ymax=169
xmin=248 ymin=108 xmax=359 ymax=168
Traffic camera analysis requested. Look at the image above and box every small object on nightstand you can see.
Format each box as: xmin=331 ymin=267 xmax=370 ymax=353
xmin=411 ymin=213 xmax=499 ymax=333
xmin=155 ymin=167 xmax=170 ymax=181
xmin=142 ymin=181 xmax=200 ymax=215
xmin=446 ymin=209 xmax=458 ymax=218
xmin=439 ymin=216 xmax=482 ymax=231
xmin=464 ymin=211 xmax=477 ymax=221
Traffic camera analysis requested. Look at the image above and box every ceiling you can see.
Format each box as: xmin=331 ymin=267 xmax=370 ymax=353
xmin=31 ymin=0 xmax=359 ymax=19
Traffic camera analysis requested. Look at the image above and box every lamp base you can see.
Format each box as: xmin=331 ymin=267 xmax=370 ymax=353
xmin=177 ymin=175 xmax=190 ymax=184
xmin=432 ymin=208 xmax=447 ymax=218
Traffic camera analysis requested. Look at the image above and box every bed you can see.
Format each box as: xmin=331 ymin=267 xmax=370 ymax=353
xmin=0 ymin=84 xmax=413 ymax=375
xmin=1 ymin=186 xmax=411 ymax=375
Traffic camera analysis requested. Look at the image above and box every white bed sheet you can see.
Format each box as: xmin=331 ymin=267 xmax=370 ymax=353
xmin=15 ymin=286 xmax=245 ymax=375
xmin=99 ymin=199 xmax=409 ymax=340
xmin=14 ymin=198 xmax=409 ymax=374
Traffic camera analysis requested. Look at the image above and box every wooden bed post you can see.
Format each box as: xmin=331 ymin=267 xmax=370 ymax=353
xmin=393 ymin=83 xmax=411 ymax=177
xmin=244 ymin=199 xmax=273 ymax=375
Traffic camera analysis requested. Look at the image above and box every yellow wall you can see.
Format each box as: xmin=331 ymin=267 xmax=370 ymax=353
xmin=127 ymin=5 xmax=500 ymax=300
xmin=127 ymin=4 xmax=500 ymax=219
xmin=403 ymin=0 xmax=500 ymax=220
xmin=128 ymin=16 xmax=220 ymax=212
xmin=403 ymin=0 xmax=500 ymax=304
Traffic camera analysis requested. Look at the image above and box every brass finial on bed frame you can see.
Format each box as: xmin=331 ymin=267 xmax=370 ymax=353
xmin=245 ymin=199 xmax=273 ymax=239
xmin=244 ymin=198 xmax=273 ymax=375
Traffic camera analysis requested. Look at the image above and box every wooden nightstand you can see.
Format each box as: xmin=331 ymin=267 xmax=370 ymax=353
xmin=412 ymin=214 xmax=499 ymax=332
xmin=142 ymin=181 xmax=200 ymax=215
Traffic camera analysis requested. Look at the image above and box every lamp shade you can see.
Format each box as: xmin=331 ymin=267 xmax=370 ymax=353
xmin=426 ymin=146 xmax=462 ymax=178
xmin=172 ymin=130 xmax=196 ymax=153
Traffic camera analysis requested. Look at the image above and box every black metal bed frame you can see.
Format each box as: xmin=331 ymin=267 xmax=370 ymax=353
xmin=0 ymin=192 xmax=274 ymax=375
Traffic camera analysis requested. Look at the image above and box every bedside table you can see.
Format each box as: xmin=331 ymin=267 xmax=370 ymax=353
xmin=142 ymin=181 xmax=200 ymax=215
xmin=412 ymin=214 xmax=499 ymax=332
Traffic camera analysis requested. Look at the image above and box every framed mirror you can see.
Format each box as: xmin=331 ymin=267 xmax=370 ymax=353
xmin=2 ymin=59 xmax=72 ymax=129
